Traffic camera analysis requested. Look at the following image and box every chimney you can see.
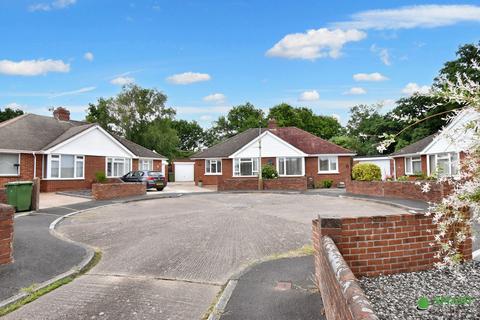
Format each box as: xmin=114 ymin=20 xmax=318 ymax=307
xmin=267 ymin=118 xmax=278 ymax=129
xmin=53 ymin=107 xmax=70 ymax=121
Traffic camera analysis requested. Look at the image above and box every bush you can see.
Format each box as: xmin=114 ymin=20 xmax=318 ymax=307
xmin=95 ymin=171 xmax=108 ymax=183
xmin=322 ymin=179 xmax=333 ymax=188
xmin=262 ymin=164 xmax=278 ymax=179
xmin=351 ymin=163 xmax=382 ymax=181
xmin=396 ymin=175 xmax=409 ymax=182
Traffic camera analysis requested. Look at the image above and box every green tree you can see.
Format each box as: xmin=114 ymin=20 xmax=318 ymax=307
xmin=85 ymin=98 xmax=113 ymax=130
xmin=171 ymin=119 xmax=204 ymax=153
xmin=0 ymin=107 xmax=24 ymax=122
xmin=435 ymin=42 xmax=480 ymax=86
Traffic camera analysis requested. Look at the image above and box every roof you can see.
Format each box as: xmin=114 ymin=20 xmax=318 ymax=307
xmin=390 ymin=134 xmax=436 ymax=157
xmin=0 ymin=113 xmax=166 ymax=159
xmin=192 ymin=126 xmax=354 ymax=159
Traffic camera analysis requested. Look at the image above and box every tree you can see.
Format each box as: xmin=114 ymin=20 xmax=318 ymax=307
xmin=0 ymin=107 xmax=24 ymax=122
xmin=434 ymin=42 xmax=480 ymax=86
xmin=268 ymin=103 xmax=301 ymax=127
xmin=171 ymin=119 xmax=204 ymax=153
xmin=86 ymin=98 xmax=113 ymax=130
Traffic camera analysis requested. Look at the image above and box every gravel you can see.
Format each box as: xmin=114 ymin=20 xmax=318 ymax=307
xmin=359 ymin=261 xmax=480 ymax=320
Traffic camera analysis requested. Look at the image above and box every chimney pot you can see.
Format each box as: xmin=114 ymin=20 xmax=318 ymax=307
xmin=267 ymin=118 xmax=278 ymax=129
xmin=53 ymin=107 xmax=70 ymax=121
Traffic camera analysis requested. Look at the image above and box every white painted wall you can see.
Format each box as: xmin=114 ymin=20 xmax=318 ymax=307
xmin=231 ymin=132 xmax=305 ymax=158
xmin=355 ymin=157 xmax=391 ymax=180
xmin=48 ymin=127 xmax=133 ymax=158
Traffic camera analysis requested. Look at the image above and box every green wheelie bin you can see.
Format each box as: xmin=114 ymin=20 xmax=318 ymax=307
xmin=5 ymin=181 xmax=33 ymax=212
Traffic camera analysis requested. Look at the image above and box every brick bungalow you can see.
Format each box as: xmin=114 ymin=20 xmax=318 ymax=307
xmin=0 ymin=107 xmax=167 ymax=192
xmin=191 ymin=119 xmax=355 ymax=189
xmin=390 ymin=108 xmax=478 ymax=179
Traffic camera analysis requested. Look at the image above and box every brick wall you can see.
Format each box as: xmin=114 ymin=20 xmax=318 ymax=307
xmin=0 ymin=153 xmax=42 ymax=187
xmin=313 ymin=219 xmax=378 ymax=320
xmin=305 ymin=156 xmax=352 ymax=188
xmin=263 ymin=177 xmax=307 ymax=190
xmin=0 ymin=204 xmax=14 ymax=265
xmin=313 ymin=213 xmax=472 ymax=278
xmin=218 ymin=178 xmax=259 ymax=191
xmin=346 ymin=180 xmax=453 ymax=203
xmin=0 ymin=188 xmax=6 ymax=204
xmin=195 ymin=159 xmax=232 ymax=186
xmin=91 ymin=182 xmax=146 ymax=200
xmin=392 ymin=155 xmax=428 ymax=178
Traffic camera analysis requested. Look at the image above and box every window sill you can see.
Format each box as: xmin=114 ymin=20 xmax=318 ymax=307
xmin=233 ymin=175 xmax=259 ymax=178
xmin=205 ymin=173 xmax=222 ymax=176
xmin=278 ymin=174 xmax=305 ymax=177
xmin=0 ymin=174 xmax=20 ymax=177
xmin=43 ymin=178 xmax=85 ymax=181
xmin=317 ymin=171 xmax=339 ymax=175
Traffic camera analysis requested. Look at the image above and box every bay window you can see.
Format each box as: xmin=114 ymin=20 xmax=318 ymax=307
xmin=140 ymin=159 xmax=153 ymax=171
xmin=0 ymin=153 xmax=20 ymax=176
xmin=318 ymin=156 xmax=338 ymax=173
xmin=205 ymin=159 xmax=222 ymax=175
xmin=106 ymin=157 xmax=131 ymax=177
xmin=278 ymin=157 xmax=303 ymax=176
xmin=48 ymin=154 xmax=84 ymax=179
xmin=405 ymin=156 xmax=422 ymax=175
xmin=428 ymin=153 xmax=459 ymax=177
xmin=233 ymin=158 xmax=259 ymax=177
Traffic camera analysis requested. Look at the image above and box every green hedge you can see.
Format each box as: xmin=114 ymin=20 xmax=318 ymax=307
xmin=352 ymin=163 xmax=382 ymax=181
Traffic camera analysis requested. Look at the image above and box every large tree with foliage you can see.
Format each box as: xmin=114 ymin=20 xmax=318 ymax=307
xmin=171 ymin=119 xmax=204 ymax=153
xmin=0 ymin=107 xmax=24 ymax=122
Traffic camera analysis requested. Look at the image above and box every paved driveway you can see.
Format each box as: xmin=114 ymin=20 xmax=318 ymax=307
xmin=5 ymin=193 xmax=405 ymax=320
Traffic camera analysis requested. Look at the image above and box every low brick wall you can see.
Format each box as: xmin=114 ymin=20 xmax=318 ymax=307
xmin=219 ymin=177 xmax=308 ymax=191
xmin=0 ymin=188 xmax=6 ymax=204
xmin=0 ymin=204 xmax=14 ymax=265
xmin=92 ymin=182 xmax=146 ymax=200
xmin=313 ymin=220 xmax=378 ymax=320
xmin=346 ymin=180 xmax=453 ymax=203
xmin=263 ymin=177 xmax=307 ymax=191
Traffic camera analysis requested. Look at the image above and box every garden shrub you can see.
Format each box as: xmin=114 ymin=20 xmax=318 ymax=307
xmin=396 ymin=175 xmax=409 ymax=182
xmin=322 ymin=179 xmax=333 ymax=188
xmin=351 ymin=163 xmax=382 ymax=181
xmin=95 ymin=171 xmax=108 ymax=183
xmin=261 ymin=164 xmax=278 ymax=179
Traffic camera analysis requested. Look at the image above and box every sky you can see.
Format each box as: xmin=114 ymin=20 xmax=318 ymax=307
xmin=1 ymin=0 xmax=480 ymax=127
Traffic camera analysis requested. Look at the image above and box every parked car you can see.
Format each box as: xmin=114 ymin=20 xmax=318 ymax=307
xmin=121 ymin=170 xmax=167 ymax=191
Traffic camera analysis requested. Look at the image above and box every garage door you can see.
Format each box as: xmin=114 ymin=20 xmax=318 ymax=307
xmin=174 ymin=162 xmax=195 ymax=182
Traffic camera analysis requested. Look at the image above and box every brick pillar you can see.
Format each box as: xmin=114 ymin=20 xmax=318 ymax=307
xmin=0 ymin=204 xmax=14 ymax=265
xmin=31 ymin=177 xmax=40 ymax=211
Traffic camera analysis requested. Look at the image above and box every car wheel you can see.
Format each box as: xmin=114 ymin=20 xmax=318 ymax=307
xmin=156 ymin=187 xmax=164 ymax=191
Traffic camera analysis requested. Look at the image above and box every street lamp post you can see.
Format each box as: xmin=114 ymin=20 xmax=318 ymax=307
xmin=258 ymin=125 xmax=262 ymax=190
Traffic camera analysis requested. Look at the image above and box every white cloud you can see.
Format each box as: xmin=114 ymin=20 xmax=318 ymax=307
xmin=166 ymin=72 xmax=211 ymax=85
xmin=175 ymin=106 xmax=231 ymax=115
xmin=203 ymin=93 xmax=226 ymax=104
xmin=370 ymin=44 xmax=391 ymax=66
xmin=4 ymin=102 xmax=24 ymax=110
xmin=353 ymin=72 xmax=388 ymax=82
xmin=334 ymin=5 xmax=480 ymax=30
xmin=110 ymin=76 xmax=134 ymax=86
xmin=0 ymin=59 xmax=70 ymax=76
xmin=199 ymin=115 xmax=213 ymax=121
xmin=266 ymin=28 xmax=366 ymax=60
xmin=401 ymin=82 xmax=430 ymax=96
xmin=344 ymin=87 xmax=367 ymax=95
xmin=331 ymin=114 xmax=341 ymax=122
xmin=84 ymin=52 xmax=94 ymax=61
xmin=50 ymin=86 xmax=96 ymax=98
xmin=29 ymin=0 xmax=76 ymax=11
xmin=298 ymin=90 xmax=320 ymax=101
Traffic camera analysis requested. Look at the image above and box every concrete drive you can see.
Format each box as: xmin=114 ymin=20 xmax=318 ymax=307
xmin=151 ymin=181 xmax=216 ymax=194
xmin=4 ymin=193 xmax=405 ymax=320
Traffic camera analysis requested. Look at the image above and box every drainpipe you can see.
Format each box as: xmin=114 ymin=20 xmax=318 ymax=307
xmin=258 ymin=126 xmax=262 ymax=190
xmin=33 ymin=152 xmax=37 ymax=178
xmin=393 ymin=158 xmax=396 ymax=179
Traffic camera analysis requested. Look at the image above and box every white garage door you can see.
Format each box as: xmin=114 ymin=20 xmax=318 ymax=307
xmin=174 ymin=162 xmax=194 ymax=182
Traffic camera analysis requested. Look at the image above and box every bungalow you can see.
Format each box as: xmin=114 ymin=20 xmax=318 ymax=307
xmin=390 ymin=108 xmax=479 ymax=179
xmin=0 ymin=107 xmax=167 ymax=192
xmin=191 ymin=119 xmax=355 ymax=189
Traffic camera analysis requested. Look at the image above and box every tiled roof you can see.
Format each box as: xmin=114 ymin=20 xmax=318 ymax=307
xmin=390 ymin=134 xmax=436 ymax=157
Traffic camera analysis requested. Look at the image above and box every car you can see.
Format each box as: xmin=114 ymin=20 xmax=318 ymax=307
xmin=121 ymin=170 xmax=167 ymax=191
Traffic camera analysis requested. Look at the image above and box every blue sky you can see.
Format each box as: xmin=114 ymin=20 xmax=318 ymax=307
xmin=1 ymin=1 xmax=480 ymax=127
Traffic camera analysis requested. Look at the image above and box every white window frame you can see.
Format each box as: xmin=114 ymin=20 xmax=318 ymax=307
xmin=46 ymin=154 xmax=85 ymax=180
xmin=427 ymin=152 xmax=460 ymax=177
xmin=139 ymin=159 xmax=153 ymax=171
xmin=318 ymin=156 xmax=339 ymax=174
xmin=205 ymin=159 xmax=222 ymax=175
xmin=233 ymin=158 xmax=259 ymax=177
xmin=277 ymin=157 xmax=305 ymax=177
xmin=405 ymin=156 xmax=422 ymax=175
xmin=106 ymin=157 xmax=132 ymax=178
xmin=0 ymin=153 xmax=20 ymax=177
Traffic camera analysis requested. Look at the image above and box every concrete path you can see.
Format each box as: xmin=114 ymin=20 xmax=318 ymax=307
xmin=3 ymin=193 xmax=407 ymax=319
xmin=39 ymin=192 xmax=92 ymax=210
xmin=221 ymin=256 xmax=324 ymax=320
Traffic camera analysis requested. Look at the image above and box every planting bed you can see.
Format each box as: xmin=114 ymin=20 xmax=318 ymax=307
xmin=360 ymin=261 xmax=480 ymax=319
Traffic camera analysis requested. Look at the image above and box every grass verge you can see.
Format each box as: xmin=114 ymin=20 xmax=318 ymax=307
xmin=0 ymin=250 xmax=102 ymax=317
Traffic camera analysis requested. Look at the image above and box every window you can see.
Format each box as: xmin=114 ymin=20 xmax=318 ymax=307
xmin=318 ymin=156 xmax=338 ymax=173
xmin=106 ymin=157 xmax=131 ymax=177
xmin=0 ymin=153 xmax=20 ymax=176
xmin=140 ymin=159 xmax=153 ymax=171
xmin=48 ymin=154 xmax=84 ymax=179
xmin=428 ymin=153 xmax=459 ymax=177
xmin=205 ymin=159 xmax=222 ymax=175
xmin=233 ymin=158 xmax=259 ymax=177
xmin=405 ymin=156 xmax=422 ymax=175
xmin=278 ymin=157 xmax=303 ymax=176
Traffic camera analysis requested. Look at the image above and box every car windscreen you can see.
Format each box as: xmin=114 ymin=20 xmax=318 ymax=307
xmin=148 ymin=171 xmax=163 ymax=177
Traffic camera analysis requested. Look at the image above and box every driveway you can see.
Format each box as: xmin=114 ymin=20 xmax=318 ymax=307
xmin=4 ymin=193 xmax=405 ymax=320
